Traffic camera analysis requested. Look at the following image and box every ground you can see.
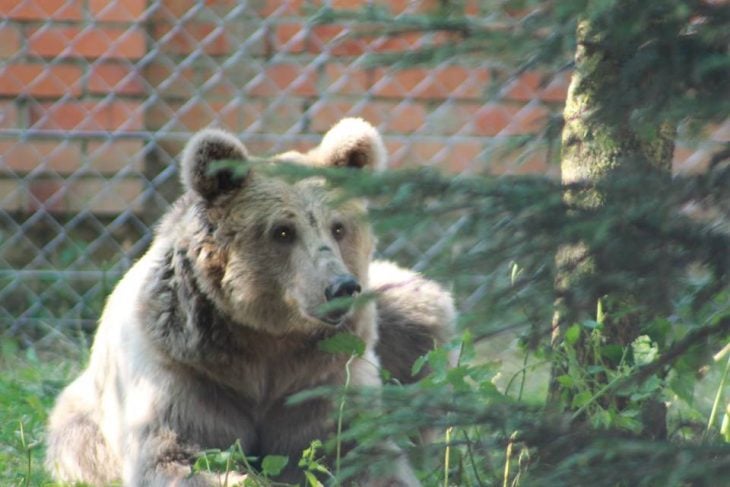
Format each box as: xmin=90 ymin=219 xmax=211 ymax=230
xmin=1 ymin=332 xmax=723 ymax=485
xmin=0 ymin=340 xmax=82 ymax=486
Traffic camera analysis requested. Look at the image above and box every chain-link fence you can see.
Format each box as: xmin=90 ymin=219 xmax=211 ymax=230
xmin=0 ymin=0 xmax=725 ymax=346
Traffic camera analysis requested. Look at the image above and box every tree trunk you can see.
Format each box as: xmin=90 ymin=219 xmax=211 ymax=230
xmin=549 ymin=14 xmax=676 ymax=439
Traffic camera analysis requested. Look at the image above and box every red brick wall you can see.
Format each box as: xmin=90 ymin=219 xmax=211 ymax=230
xmin=1 ymin=0 xmax=726 ymax=215
xmin=0 ymin=0 xmax=146 ymax=214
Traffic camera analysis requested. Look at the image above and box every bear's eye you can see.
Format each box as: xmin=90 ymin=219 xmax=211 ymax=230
xmin=331 ymin=222 xmax=346 ymax=241
xmin=272 ymin=224 xmax=296 ymax=244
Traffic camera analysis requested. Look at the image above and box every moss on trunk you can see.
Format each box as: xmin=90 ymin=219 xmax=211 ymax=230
xmin=549 ymin=15 xmax=676 ymax=439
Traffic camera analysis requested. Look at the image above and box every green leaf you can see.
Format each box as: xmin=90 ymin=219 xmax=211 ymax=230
xmin=317 ymin=332 xmax=365 ymax=357
xmin=631 ymin=335 xmax=658 ymax=366
xmin=596 ymin=298 xmax=605 ymax=325
xmin=261 ymin=455 xmax=288 ymax=477
xmin=600 ymin=344 xmax=624 ymax=365
xmin=721 ymin=408 xmax=730 ymax=443
xmin=459 ymin=329 xmax=475 ymax=363
xmin=379 ymin=367 xmax=392 ymax=382
xmin=572 ymin=390 xmax=593 ymax=408
xmin=557 ymin=374 xmax=575 ymax=387
xmin=411 ymin=355 xmax=428 ymax=376
xmin=644 ymin=318 xmax=671 ymax=348
xmin=667 ymin=347 xmax=707 ymax=405
xmin=565 ymin=324 xmax=581 ymax=346
xmin=668 ymin=367 xmax=695 ymax=405
xmin=304 ymin=470 xmax=324 ymax=487
xmin=586 ymin=365 xmax=606 ymax=375
xmin=581 ymin=320 xmax=601 ymax=330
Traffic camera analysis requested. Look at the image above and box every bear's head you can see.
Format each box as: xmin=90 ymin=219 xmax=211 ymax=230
xmin=178 ymin=118 xmax=385 ymax=335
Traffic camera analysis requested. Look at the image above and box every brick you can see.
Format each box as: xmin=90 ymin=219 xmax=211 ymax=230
xmin=89 ymin=63 xmax=145 ymax=95
xmin=226 ymin=21 xmax=268 ymax=57
xmin=90 ymin=0 xmax=147 ymax=21
xmin=244 ymin=136 xmax=312 ymax=158
xmin=488 ymin=146 xmax=551 ymax=175
xmin=464 ymin=0 xmax=481 ymax=15
xmin=254 ymin=0 xmax=304 ymax=17
xmin=373 ymin=66 xmax=489 ymax=100
xmin=0 ymin=64 xmax=83 ymax=98
xmin=0 ymin=0 xmax=82 ymax=21
xmin=323 ymin=63 xmax=373 ymax=95
xmin=66 ymin=178 xmax=144 ymax=213
xmin=503 ymin=103 xmax=551 ymax=135
xmin=433 ymin=66 xmax=489 ymax=99
xmin=30 ymin=101 xmax=143 ymax=131
xmin=247 ymin=64 xmax=317 ymax=97
xmin=672 ymin=144 xmax=695 ymax=174
xmin=381 ymin=102 xmax=427 ymax=133
xmin=27 ymin=179 xmax=65 ymax=212
xmin=503 ymin=70 xmax=574 ymax=103
xmin=150 ymin=0 xmax=190 ymax=19
xmin=424 ymin=103 xmax=481 ymax=135
xmin=87 ymin=140 xmax=146 ymax=174
xmin=309 ymin=100 xmax=363 ymax=132
xmin=541 ymin=71 xmax=571 ymax=103
xmin=155 ymin=137 xmax=186 ymax=162
xmin=240 ymin=138 xmax=276 ymax=157
xmin=204 ymin=0 xmax=240 ymax=16
xmin=153 ymin=22 xmax=231 ymax=56
xmin=271 ymin=22 xmax=306 ymax=54
xmin=331 ymin=0 xmax=370 ymax=8
xmin=144 ymin=62 xmax=196 ymax=98
xmin=314 ymin=29 xmax=433 ymax=57
xmin=474 ymin=104 xmax=519 ymax=136
xmin=144 ymin=101 xmax=175 ymax=131
xmin=0 ymin=25 xmax=21 ymax=58
xmin=708 ymin=119 xmax=730 ymax=142
xmin=444 ymin=141 xmax=483 ymax=172
xmin=310 ymin=100 xmax=424 ymax=134
xmin=210 ymin=101 xmax=243 ymax=132
xmin=270 ymin=136 xmax=312 ymax=155
xmin=309 ymin=25 xmax=370 ymax=56
xmin=0 ymin=140 xmax=82 ymax=174
xmin=673 ymin=142 xmax=723 ymax=175
xmin=236 ymin=100 xmax=265 ymax=132
xmin=383 ymin=139 xmax=407 ymax=168
xmin=192 ymin=62 xmax=261 ymax=99
xmin=0 ymin=101 xmax=18 ymax=129
xmin=388 ymin=0 xmax=439 ymax=14
xmin=374 ymin=32 xmax=428 ymax=53
xmin=503 ymin=71 xmax=542 ymax=102
xmin=145 ymin=100 xmax=241 ymax=132
xmin=255 ymin=101 xmax=304 ymax=134
xmin=199 ymin=76 xmax=236 ymax=98
xmin=0 ymin=179 xmax=22 ymax=211
xmin=28 ymin=27 xmax=146 ymax=60
xmin=150 ymin=1 xmax=249 ymax=22
xmin=406 ymin=139 xmax=482 ymax=172
xmin=501 ymin=2 xmax=532 ymax=19
xmin=372 ymin=67 xmax=426 ymax=98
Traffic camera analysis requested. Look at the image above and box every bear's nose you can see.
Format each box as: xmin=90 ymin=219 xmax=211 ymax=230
xmin=325 ymin=275 xmax=361 ymax=301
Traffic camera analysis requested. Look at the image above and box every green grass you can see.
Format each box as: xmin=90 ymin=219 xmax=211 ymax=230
xmin=0 ymin=340 xmax=81 ymax=487
xmin=2 ymin=332 xmax=726 ymax=486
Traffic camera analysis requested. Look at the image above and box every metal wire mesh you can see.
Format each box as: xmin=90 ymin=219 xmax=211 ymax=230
xmin=0 ymin=0 xmax=724 ymax=345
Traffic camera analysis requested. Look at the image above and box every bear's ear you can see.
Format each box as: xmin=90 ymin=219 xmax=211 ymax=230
xmin=180 ymin=128 xmax=249 ymax=200
xmin=315 ymin=118 xmax=386 ymax=170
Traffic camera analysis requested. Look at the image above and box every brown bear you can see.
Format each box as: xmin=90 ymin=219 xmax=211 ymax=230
xmin=45 ymin=118 xmax=455 ymax=486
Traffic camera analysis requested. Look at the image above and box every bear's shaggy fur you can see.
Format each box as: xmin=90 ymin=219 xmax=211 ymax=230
xmin=45 ymin=119 xmax=455 ymax=486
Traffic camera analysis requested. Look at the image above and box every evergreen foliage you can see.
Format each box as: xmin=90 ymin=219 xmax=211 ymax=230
xmin=300 ymin=1 xmax=730 ymax=485
xmin=4 ymin=1 xmax=729 ymax=485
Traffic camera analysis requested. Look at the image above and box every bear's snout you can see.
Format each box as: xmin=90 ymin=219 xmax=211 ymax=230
xmin=324 ymin=274 xmax=361 ymax=301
